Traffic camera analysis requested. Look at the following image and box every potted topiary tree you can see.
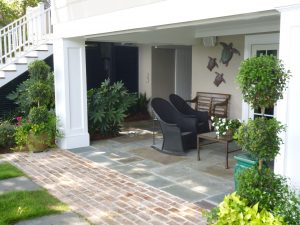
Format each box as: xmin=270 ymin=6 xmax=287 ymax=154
xmin=234 ymin=55 xmax=290 ymax=172
xmin=205 ymin=55 xmax=300 ymax=225
xmin=9 ymin=60 xmax=60 ymax=152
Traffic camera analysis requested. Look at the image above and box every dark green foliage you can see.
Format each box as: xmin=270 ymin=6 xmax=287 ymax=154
xmin=0 ymin=0 xmax=41 ymax=27
xmin=235 ymin=117 xmax=285 ymax=162
xmin=0 ymin=121 xmax=15 ymax=148
xmin=0 ymin=1 xmax=18 ymax=27
xmin=237 ymin=55 xmax=290 ymax=110
xmin=27 ymin=80 xmax=52 ymax=107
xmin=7 ymin=60 xmax=54 ymax=114
xmin=28 ymin=60 xmax=51 ymax=80
xmin=127 ymin=93 xmax=150 ymax=115
xmin=28 ymin=106 xmax=49 ymax=124
xmin=87 ymin=79 xmax=136 ymax=136
xmin=237 ymin=167 xmax=300 ymax=224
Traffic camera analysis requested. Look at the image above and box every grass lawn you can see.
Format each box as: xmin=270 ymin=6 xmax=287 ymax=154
xmin=0 ymin=162 xmax=24 ymax=180
xmin=0 ymin=190 xmax=68 ymax=225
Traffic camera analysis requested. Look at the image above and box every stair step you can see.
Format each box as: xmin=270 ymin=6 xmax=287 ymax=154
xmin=0 ymin=71 xmax=5 ymax=79
xmin=25 ymin=55 xmax=38 ymax=58
xmin=2 ymin=68 xmax=17 ymax=72
xmin=15 ymin=62 xmax=27 ymax=65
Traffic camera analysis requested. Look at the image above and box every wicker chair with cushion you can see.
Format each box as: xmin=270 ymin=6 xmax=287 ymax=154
xmin=169 ymin=94 xmax=210 ymax=133
xmin=151 ymin=97 xmax=197 ymax=155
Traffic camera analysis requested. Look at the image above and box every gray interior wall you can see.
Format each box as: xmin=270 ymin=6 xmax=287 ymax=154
xmin=151 ymin=48 xmax=175 ymax=99
xmin=175 ymin=47 xmax=192 ymax=100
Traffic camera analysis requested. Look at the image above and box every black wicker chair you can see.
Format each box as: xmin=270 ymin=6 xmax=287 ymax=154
xmin=169 ymin=94 xmax=210 ymax=133
xmin=151 ymin=97 xmax=197 ymax=155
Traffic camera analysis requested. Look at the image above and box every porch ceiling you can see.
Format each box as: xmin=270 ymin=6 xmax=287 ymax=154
xmin=86 ymin=12 xmax=280 ymax=46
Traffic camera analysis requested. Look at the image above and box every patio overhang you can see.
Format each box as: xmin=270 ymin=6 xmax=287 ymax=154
xmin=85 ymin=11 xmax=279 ymax=45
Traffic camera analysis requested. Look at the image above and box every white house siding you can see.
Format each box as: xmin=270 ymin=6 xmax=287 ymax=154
xmin=51 ymin=0 xmax=163 ymax=24
xmin=192 ymin=35 xmax=244 ymax=119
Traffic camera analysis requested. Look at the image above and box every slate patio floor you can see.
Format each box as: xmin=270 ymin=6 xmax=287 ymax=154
xmin=75 ymin=120 xmax=238 ymax=207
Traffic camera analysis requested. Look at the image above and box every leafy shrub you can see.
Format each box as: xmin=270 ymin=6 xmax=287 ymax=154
xmin=127 ymin=93 xmax=150 ymax=115
xmin=235 ymin=117 xmax=285 ymax=162
xmin=237 ymin=167 xmax=300 ymax=224
xmin=28 ymin=59 xmax=51 ymax=80
xmin=87 ymin=79 xmax=136 ymax=136
xmin=205 ymin=192 xmax=284 ymax=225
xmin=237 ymin=55 xmax=290 ymax=110
xmin=0 ymin=0 xmax=41 ymax=26
xmin=29 ymin=106 xmax=49 ymax=124
xmin=0 ymin=121 xmax=16 ymax=148
xmin=7 ymin=60 xmax=54 ymax=114
xmin=15 ymin=112 xmax=59 ymax=152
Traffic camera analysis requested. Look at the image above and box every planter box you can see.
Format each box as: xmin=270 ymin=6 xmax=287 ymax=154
xmin=234 ymin=153 xmax=257 ymax=190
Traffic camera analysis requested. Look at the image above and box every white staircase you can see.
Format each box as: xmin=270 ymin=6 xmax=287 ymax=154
xmin=0 ymin=3 xmax=53 ymax=87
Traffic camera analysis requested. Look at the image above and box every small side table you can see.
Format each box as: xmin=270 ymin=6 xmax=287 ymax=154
xmin=197 ymin=132 xmax=241 ymax=169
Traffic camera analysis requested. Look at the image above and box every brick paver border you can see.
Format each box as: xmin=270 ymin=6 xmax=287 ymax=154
xmin=4 ymin=150 xmax=206 ymax=225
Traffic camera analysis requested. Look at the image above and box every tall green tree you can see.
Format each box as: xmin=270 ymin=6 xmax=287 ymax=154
xmin=0 ymin=0 xmax=42 ymax=27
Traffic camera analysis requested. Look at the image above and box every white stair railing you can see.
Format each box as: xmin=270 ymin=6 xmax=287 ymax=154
xmin=0 ymin=3 xmax=52 ymax=69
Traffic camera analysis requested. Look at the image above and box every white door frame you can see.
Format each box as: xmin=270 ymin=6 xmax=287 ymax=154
xmin=241 ymin=33 xmax=279 ymax=121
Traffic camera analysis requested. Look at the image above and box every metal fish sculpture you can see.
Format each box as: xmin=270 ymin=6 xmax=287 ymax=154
xmin=207 ymin=56 xmax=218 ymax=71
xmin=214 ymin=72 xmax=226 ymax=87
xmin=220 ymin=42 xmax=240 ymax=66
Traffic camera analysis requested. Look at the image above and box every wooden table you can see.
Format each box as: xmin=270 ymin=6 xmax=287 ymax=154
xmin=197 ymin=132 xmax=240 ymax=169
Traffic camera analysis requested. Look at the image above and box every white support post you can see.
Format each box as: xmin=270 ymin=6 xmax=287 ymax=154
xmin=53 ymin=38 xmax=90 ymax=149
xmin=275 ymin=5 xmax=300 ymax=190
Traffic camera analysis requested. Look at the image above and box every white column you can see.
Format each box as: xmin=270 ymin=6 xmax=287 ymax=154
xmin=275 ymin=5 xmax=300 ymax=189
xmin=53 ymin=38 xmax=90 ymax=149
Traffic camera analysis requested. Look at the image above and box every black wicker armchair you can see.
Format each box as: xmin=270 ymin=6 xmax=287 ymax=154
xmin=151 ymin=97 xmax=197 ymax=155
xmin=169 ymin=94 xmax=210 ymax=133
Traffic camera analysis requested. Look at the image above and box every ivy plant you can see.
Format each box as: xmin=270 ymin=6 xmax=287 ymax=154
xmin=204 ymin=192 xmax=284 ymax=225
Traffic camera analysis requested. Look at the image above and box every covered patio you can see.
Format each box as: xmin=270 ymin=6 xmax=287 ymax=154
xmin=52 ymin=0 xmax=300 ymax=190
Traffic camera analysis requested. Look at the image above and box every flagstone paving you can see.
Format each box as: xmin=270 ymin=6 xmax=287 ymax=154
xmin=4 ymin=150 xmax=206 ymax=225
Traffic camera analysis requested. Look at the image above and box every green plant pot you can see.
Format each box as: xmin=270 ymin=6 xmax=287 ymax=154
xmin=234 ymin=153 xmax=257 ymax=190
